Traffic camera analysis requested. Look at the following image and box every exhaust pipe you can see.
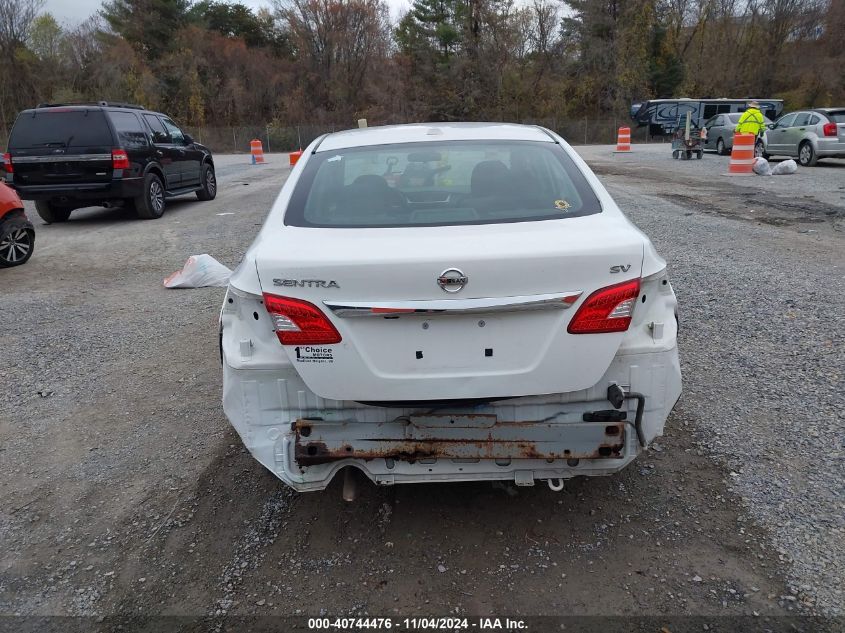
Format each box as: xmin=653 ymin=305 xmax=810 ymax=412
xmin=341 ymin=467 xmax=357 ymax=502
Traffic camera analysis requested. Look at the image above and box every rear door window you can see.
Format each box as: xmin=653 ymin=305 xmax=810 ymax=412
xmin=160 ymin=118 xmax=185 ymax=144
xmin=793 ymin=113 xmax=811 ymax=126
xmin=108 ymin=112 xmax=149 ymax=149
xmin=143 ymin=114 xmax=170 ymax=144
xmin=285 ymin=141 xmax=601 ymax=228
xmin=8 ymin=110 xmax=113 ymax=149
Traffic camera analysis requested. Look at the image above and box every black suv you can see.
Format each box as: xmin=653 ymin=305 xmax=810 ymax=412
xmin=3 ymin=102 xmax=216 ymax=222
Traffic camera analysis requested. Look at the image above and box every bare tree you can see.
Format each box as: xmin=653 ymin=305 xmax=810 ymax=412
xmin=0 ymin=0 xmax=44 ymax=53
xmin=529 ymin=0 xmax=558 ymax=85
xmin=275 ymin=0 xmax=389 ymax=115
xmin=0 ymin=0 xmax=44 ymax=132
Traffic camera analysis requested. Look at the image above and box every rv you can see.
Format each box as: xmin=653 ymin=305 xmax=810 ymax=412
xmin=630 ymin=98 xmax=784 ymax=136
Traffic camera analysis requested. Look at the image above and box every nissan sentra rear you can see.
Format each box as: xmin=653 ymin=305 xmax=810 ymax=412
xmin=220 ymin=123 xmax=681 ymax=493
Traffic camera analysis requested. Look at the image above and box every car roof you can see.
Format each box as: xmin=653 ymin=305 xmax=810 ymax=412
xmin=782 ymin=109 xmax=839 ymax=118
xmin=315 ymin=123 xmax=556 ymax=152
xmin=22 ymin=104 xmax=165 ymax=117
xmin=641 ymin=98 xmax=783 ymax=103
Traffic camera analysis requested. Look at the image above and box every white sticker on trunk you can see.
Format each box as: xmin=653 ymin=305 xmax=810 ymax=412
xmin=294 ymin=346 xmax=334 ymax=363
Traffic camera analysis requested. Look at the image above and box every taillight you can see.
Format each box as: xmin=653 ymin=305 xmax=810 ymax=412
xmin=3 ymin=152 xmax=12 ymax=173
xmin=112 ymin=149 xmax=130 ymax=170
xmin=567 ymin=278 xmax=641 ymax=334
xmin=262 ymin=293 xmax=341 ymax=345
xmin=823 ymin=122 xmax=837 ymax=137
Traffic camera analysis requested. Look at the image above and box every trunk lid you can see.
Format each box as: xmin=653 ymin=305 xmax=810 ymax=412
xmin=7 ymin=109 xmax=115 ymax=186
xmin=256 ymin=217 xmax=644 ymax=401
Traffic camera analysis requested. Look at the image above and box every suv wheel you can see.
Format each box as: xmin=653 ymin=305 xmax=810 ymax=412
xmin=135 ymin=173 xmax=166 ymax=219
xmin=798 ymin=141 xmax=817 ymax=167
xmin=35 ymin=201 xmax=72 ymax=224
xmin=0 ymin=215 xmax=35 ymax=267
xmin=196 ymin=163 xmax=217 ymax=201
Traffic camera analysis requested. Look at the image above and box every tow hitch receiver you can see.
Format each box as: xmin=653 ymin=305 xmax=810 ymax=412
xmin=293 ymin=415 xmax=626 ymax=466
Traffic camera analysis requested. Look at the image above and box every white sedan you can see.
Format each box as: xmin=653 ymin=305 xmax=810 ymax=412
xmin=220 ymin=123 xmax=682 ymax=493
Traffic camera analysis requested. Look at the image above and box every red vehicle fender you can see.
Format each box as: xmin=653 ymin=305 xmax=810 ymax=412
xmin=0 ymin=182 xmax=25 ymax=221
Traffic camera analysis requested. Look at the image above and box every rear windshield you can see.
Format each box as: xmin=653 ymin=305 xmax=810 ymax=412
xmin=8 ymin=110 xmax=113 ymax=149
xmin=284 ymin=141 xmax=602 ymax=228
xmin=828 ymin=111 xmax=845 ymax=123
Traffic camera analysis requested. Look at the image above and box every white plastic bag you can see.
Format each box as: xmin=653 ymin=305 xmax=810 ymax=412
xmin=752 ymin=157 xmax=772 ymax=176
xmin=163 ymin=254 xmax=232 ymax=288
xmin=771 ymin=159 xmax=798 ymax=175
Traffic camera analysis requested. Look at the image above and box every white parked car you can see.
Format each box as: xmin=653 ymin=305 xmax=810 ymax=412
xmin=220 ymin=123 xmax=682 ymax=493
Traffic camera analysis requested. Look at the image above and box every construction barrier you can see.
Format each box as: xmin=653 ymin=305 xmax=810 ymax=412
xmin=289 ymin=150 xmax=303 ymax=167
xmin=250 ymin=139 xmax=266 ymax=165
xmin=727 ymin=133 xmax=755 ymax=175
xmin=613 ymin=127 xmax=631 ymax=153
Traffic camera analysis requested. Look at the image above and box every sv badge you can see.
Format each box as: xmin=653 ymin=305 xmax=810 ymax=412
xmin=609 ymin=264 xmax=631 ymax=273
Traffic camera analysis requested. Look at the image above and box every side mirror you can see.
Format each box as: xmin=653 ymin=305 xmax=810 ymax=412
xmin=767 ymin=123 xmax=776 ymax=130
xmin=183 ymin=133 xmax=194 ymax=145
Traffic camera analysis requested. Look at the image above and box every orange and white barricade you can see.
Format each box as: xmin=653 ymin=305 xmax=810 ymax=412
xmin=614 ymin=127 xmax=632 ymax=153
xmin=726 ymin=133 xmax=755 ymax=175
xmin=289 ymin=150 xmax=303 ymax=167
xmin=250 ymin=139 xmax=266 ymax=165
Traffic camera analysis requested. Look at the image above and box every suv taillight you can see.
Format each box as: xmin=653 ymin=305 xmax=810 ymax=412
xmin=112 ymin=149 xmax=130 ymax=170
xmin=823 ymin=122 xmax=838 ymax=137
xmin=567 ymin=278 xmax=641 ymax=334
xmin=3 ymin=152 xmax=12 ymax=173
xmin=263 ymin=293 xmax=342 ymax=345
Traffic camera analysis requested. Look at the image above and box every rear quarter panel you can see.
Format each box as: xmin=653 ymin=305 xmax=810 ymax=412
xmin=0 ymin=183 xmax=24 ymax=219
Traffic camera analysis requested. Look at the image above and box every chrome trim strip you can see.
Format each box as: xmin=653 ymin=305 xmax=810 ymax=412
xmin=10 ymin=154 xmax=112 ymax=163
xmin=324 ymin=292 xmax=582 ymax=317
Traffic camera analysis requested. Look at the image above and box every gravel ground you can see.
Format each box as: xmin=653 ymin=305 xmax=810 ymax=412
xmin=578 ymin=144 xmax=845 ymax=237
xmin=580 ymin=144 xmax=845 ymax=615
xmin=0 ymin=147 xmax=842 ymax=630
xmin=579 ymin=142 xmax=845 ymax=210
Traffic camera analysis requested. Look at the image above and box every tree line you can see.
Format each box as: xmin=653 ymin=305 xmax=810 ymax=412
xmin=0 ymin=0 xmax=842 ymax=139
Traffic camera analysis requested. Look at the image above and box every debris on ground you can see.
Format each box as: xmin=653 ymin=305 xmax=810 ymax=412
xmin=163 ymin=254 xmax=232 ymax=288
xmin=752 ymin=157 xmax=773 ymax=176
xmin=771 ymin=159 xmax=798 ymax=175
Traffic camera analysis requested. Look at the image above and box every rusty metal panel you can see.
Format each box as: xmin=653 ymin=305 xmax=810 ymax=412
xmin=293 ymin=415 xmax=625 ymax=466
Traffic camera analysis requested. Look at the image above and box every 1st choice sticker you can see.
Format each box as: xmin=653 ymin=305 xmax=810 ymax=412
xmin=294 ymin=346 xmax=334 ymax=363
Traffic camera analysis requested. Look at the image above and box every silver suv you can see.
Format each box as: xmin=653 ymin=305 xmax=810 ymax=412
xmin=763 ymin=108 xmax=845 ymax=166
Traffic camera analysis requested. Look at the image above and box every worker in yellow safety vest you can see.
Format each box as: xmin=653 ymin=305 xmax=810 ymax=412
xmin=735 ymin=101 xmax=766 ymax=138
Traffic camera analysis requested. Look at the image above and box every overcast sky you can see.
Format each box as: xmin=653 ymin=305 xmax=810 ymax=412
xmin=44 ymin=0 xmax=412 ymax=26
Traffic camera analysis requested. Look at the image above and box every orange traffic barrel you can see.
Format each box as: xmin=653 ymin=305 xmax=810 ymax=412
xmin=250 ymin=139 xmax=266 ymax=165
xmin=727 ymin=133 xmax=755 ymax=175
xmin=289 ymin=150 xmax=303 ymax=167
xmin=614 ymin=127 xmax=631 ymax=152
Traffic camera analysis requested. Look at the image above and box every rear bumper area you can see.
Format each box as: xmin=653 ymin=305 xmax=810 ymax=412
xmin=11 ymin=178 xmax=144 ymax=202
xmin=814 ymin=138 xmax=845 ymax=158
xmin=222 ymin=347 xmax=681 ymax=492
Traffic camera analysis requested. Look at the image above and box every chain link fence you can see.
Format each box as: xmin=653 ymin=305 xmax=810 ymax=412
xmin=185 ymin=119 xmax=657 ymax=154
xmin=182 ymin=124 xmax=341 ymax=154
xmin=1 ymin=119 xmax=661 ymax=157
